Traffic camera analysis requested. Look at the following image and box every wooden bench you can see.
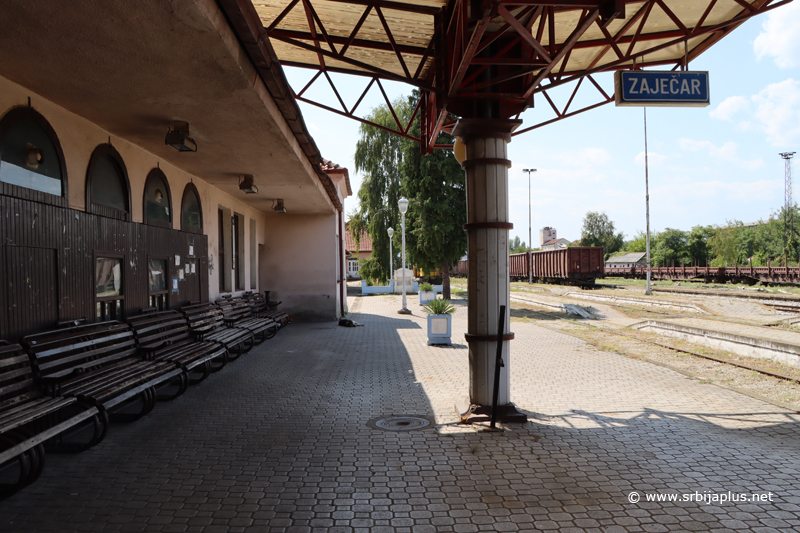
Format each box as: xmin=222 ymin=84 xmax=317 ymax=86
xmin=215 ymin=296 xmax=278 ymax=343
xmin=180 ymin=302 xmax=255 ymax=361
xmin=243 ymin=292 xmax=289 ymax=327
xmin=127 ymin=310 xmax=228 ymax=383
xmin=23 ymin=321 xmax=187 ymax=423
xmin=0 ymin=341 xmax=104 ymax=499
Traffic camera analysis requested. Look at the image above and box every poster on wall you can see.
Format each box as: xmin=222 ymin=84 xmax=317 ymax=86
xmin=172 ymin=277 xmax=179 ymax=291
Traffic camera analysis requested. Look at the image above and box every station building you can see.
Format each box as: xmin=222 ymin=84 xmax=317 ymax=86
xmin=0 ymin=0 xmax=350 ymax=342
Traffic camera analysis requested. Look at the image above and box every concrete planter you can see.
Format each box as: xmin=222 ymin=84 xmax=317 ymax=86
xmin=426 ymin=314 xmax=452 ymax=345
xmin=418 ymin=291 xmax=436 ymax=305
xmin=361 ymin=280 xmax=394 ymax=295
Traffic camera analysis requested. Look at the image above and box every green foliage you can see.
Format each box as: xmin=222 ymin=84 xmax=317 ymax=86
xmin=709 ymin=221 xmax=741 ymax=266
xmin=358 ymin=257 xmax=386 ymax=284
xmin=422 ymin=299 xmax=455 ymax=315
xmin=419 ymin=282 xmax=434 ymax=292
xmin=402 ymin=91 xmax=468 ymax=282
xmin=580 ymin=211 xmax=624 ymax=255
xmin=510 ymin=236 xmax=528 ymax=254
xmin=623 ymin=230 xmax=652 ymax=253
xmin=618 ymin=207 xmax=800 ymax=269
xmin=686 ymin=225 xmax=714 ymax=265
xmin=352 ymin=91 xmax=467 ymax=297
xmin=651 ymin=227 xmax=688 ymax=267
xmin=352 ymin=99 xmax=414 ymax=282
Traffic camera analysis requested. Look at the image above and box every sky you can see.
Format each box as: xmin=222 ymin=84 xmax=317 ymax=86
xmin=285 ymin=3 xmax=800 ymax=247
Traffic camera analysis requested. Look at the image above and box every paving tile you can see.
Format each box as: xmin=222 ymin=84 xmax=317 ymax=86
xmin=1 ymin=294 xmax=799 ymax=531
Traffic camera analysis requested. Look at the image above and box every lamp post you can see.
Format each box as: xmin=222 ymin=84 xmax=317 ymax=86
xmin=398 ymin=197 xmax=410 ymax=314
xmin=522 ymin=169 xmax=537 ymax=284
xmin=387 ymin=227 xmax=394 ymax=283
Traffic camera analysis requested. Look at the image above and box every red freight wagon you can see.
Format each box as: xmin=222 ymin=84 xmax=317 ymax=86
xmin=530 ymin=247 xmax=604 ymax=286
xmin=509 ymin=252 xmax=529 ymax=281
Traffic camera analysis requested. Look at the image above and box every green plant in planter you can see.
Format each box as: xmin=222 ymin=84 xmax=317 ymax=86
xmin=365 ymin=278 xmax=374 ymax=286
xmin=422 ymin=299 xmax=455 ymax=315
xmin=419 ymin=282 xmax=434 ymax=292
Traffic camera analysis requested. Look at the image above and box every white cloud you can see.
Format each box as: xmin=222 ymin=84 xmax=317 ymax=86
xmin=634 ymin=151 xmax=666 ymax=166
xmin=754 ymin=2 xmax=800 ymax=69
xmin=709 ymin=95 xmax=750 ymax=121
xmin=579 ymin=147 xmax=612 ymax=165
xmin=709 ymin=79 xmax=800 ymax=147
xmin=750 ymin=79 xmax=800 ymax=146
xmin=677 ymin=139 xmax=764 ymax=170
xmin=550 ymin=147 xmax=612 ymax=167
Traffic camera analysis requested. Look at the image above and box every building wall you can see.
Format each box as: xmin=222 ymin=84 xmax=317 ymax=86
xmin=0 ymin=75 xmax=321 ymax=339
xmin=0 ymin=74 xmax=269 ymax=302
xmin=260 ymin=213 xmax=339 ymax=321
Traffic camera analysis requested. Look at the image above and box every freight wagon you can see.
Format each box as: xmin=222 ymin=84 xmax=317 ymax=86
xmin=454 ymin=247 xmax=605 ymax=286
xmin=530 ymin=247 xmax=604 ymax=286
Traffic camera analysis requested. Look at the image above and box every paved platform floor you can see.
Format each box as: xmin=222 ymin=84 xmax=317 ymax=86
xmin=2 ymin=294 xmax=800 ymax=532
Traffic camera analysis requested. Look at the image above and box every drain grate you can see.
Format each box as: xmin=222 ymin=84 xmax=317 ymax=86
xmin=367 ymin=415 xmax=433 ymax=432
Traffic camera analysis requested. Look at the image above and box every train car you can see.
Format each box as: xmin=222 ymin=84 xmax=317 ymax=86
xmin=453 ymin=259 xmax=468 ymax=277
xmin=530 ymin=247 xmax=604 ymax=286
xmin=509 ymin=252 xmax=529 ymax=281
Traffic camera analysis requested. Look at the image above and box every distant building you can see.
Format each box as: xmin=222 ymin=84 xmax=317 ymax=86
xmin=345 ymin=224 xmax=372 ymax=279
xmin=541 ymin=238 xmax=571 ymax=250
xmin=605 ymin=252 xmax=647 ymax=269
xmin=539 ymin=227 xmax=557 ymax=246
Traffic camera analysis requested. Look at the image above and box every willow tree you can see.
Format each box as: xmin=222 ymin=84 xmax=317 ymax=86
xmin=351 ymin=99 xmax=414 ymax=283
xmin=352 ymin=92 xmax=467 ymax=297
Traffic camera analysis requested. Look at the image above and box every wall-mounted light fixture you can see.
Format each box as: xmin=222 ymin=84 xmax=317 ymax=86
xmin=273 ymin=199 xmax=286 ymax=214
xmin=25 ymin=143 xmax=44 ymax=168
xmin=239 ymin=174 xmax=258 ymax=194
xmin=165 ymin=121 xmax=197 ymax=152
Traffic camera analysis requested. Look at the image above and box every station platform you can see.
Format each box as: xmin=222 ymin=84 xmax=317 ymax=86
xmin=2 ymin=294 xmax=800 ymax=532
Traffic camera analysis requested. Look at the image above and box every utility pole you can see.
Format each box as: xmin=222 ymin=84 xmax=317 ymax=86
xmin=522 ymin=168 xmax=537 ymax=284
xmin=780 ymin=152 xmax=796 ymax=267
xmin=644 ymin=108 xmax=652 ymax=295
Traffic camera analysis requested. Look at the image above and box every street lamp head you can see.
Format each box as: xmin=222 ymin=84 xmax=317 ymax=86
xmin=522 ymin=168 xmax=537 ymax=174
xmin=387 ymin=227 xmax=394 ymax=237
xmin=398 ymin=197 xmax=409 ymax=214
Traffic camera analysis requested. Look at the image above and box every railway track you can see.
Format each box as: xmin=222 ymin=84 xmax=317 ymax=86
xmin=514 ymin=304 xmax=800 ymax=386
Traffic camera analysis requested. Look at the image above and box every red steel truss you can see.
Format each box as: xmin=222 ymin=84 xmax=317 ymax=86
xmin=259 ymin=0 xmax=791 ymax=152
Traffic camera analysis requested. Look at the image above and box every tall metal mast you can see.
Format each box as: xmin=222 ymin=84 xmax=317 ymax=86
xmin=780 ymin=152 xmax=796 ymax=266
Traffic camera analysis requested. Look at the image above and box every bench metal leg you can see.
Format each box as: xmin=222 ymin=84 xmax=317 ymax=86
xmin=155 ymin=371 xmax=189 ymax=402
xmin=209 ymin=350 xmax=229 ymax=373
xmin=0 ymin=434 xmax=31 ymax=500
xmin=265 ymin=324 xmax=278 ymax=340
xmin=188 ymin=361 xmax=211 ymax=385
xmin=49 ymin=409 xmax=109 ymax=453
xmin=111 ymin=387 xmax=156 ymax=422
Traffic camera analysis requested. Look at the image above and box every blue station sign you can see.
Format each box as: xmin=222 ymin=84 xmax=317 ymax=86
xmin=615 ymin=71 xmax=710 ymax=107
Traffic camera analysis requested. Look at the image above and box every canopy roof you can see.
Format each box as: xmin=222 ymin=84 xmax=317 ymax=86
xmin=247 ymin=0 xmax=789 ymax=151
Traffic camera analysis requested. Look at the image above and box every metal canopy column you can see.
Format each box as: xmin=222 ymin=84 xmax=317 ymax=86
xmin=454 ymin=118 xmax=526 ymax=424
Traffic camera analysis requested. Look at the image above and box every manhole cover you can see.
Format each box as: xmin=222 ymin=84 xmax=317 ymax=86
xmin=367 ymin=415 xmax=433 ymax=432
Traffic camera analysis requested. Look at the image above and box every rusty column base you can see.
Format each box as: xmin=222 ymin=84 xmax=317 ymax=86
xmin=456 ymin=400 xmax=528 ymax=424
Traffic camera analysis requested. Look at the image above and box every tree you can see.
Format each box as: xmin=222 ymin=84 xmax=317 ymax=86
xmin=401 ymin=92 xmax=467 ymax=299
xmin=708 ymin=221 xmax=741 ymax=266
xmin=510 ymin=236 xmax=528 ymax=254
xmin=686 ymin=225 xmax=714 ymax=266
xmin=623 ymin=230 xmax=652 ymax=253
xmin=580 ymin=211 xmax=624 ymax=256
xmin=351 ymin=99 xmax=413 ymax=283
xmin=651 ymin=227 xmax=688 ymax=267
xmin=352 ymin=92 xmax=468 ymax=297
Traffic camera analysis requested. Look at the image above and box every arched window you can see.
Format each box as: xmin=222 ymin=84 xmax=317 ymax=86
xmin=143 ymin=168 xmax=172 ymax=227
xmin=86 ymin=144 xmax=130 ymax=220
xmin=181 ymin=183 xmax=203 ymax=234
xmin=0 ymin=107 xmax=67 ymax=205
